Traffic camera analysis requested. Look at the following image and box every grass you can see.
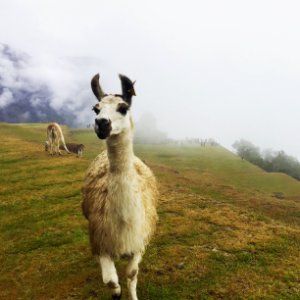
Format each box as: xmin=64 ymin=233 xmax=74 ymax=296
xmin=0 ymin=122 xmax=300 ymax=299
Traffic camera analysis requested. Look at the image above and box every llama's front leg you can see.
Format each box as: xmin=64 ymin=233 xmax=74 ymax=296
xmin=126 ymin=253 xmax=142 ymax=300
xmin=98 ymin=255 xmax=122 ymax=299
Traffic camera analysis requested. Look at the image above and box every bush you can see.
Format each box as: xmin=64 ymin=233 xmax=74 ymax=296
xmin=233 ymin=139 xmax=300 ymax=181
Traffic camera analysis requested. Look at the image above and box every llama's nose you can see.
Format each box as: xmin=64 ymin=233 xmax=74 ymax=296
xmin=95 ymin=118 xmax=111 ymax=127
xmin=94 ymin=118 xmax=112 ymax=139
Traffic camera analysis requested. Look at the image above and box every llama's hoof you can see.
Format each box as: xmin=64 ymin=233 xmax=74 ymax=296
xmin=112 ymin=291 xmax=122 ymax=300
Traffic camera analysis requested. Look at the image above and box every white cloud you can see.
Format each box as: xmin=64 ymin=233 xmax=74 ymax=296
xmin=30 ymin=97 xmax=42 ymax=107
xmin=0 ymin=88 xmax=13 ymax=108
xmin=1 ymin=0 xmax=300 ymax=157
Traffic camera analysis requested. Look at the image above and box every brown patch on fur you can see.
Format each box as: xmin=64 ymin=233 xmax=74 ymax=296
xmin=127 ymin=269 xmax=138 ymax=279
xmin=107 ymin=281 xmax=118 ymax=289
xmin=121 ymin=253 xmax=134 ymax=260
xmin=59 ymin=143 xmax=84 ymax=155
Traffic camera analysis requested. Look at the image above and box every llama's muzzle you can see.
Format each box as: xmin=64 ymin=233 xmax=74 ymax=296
xmin=94 ymin=118 xmax=112 ymax=139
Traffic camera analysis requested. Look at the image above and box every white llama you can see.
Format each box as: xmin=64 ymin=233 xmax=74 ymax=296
xmin=82 ymin=74 xmax=158 ymax=300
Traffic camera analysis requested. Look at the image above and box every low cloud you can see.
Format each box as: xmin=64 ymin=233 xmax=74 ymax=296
xmin=0 ymin=43 xmax=103 ymax=127
xmin=0 ymin=88 xmax=13 ymax=108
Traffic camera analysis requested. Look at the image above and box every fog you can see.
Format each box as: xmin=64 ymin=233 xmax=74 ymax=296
xmin=1 ymin=1 xmax=300 ymax=158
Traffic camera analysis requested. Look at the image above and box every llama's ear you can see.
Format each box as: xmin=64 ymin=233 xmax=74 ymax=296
xmin=91 ymin=73 xmax=105 ymax=101
xmin=119 ymin=74 xmax=136 ymax=106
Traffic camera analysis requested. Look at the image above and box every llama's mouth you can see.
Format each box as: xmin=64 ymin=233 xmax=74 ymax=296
xmin=94 ymin=125 xmax=111 ymax=140
xmin=97 ymin=131 xmax=110 ymax=139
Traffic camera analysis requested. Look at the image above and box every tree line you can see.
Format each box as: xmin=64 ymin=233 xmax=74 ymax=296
xmin=232 ymin=139 xmax=300 ymax=180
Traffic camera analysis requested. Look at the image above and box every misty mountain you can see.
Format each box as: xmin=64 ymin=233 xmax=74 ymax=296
xmin=0 ymin=44 xmax=76 ymax=126
xmin=0 ymin=84 xmax=76 ymax=126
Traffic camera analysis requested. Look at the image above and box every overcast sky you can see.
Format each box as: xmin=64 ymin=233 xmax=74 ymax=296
xmin=1 ymin=0 xmax=300 ymax=157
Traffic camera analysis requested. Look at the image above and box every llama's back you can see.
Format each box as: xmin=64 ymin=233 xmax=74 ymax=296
xmin=81 ymin=151 xmax=158 ymax=257
xmin=134 ymin=155 xmax=159 ymax=244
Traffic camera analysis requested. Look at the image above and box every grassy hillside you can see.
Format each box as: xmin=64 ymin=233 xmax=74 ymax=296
xmin=1 ymin=123 xmax=300 ymax=299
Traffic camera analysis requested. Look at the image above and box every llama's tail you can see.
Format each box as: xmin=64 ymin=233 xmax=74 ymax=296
xmin=56 ymin=124 xmax=71 ymax=153
xmin=61 ymin=135 xmax=71 ymax=153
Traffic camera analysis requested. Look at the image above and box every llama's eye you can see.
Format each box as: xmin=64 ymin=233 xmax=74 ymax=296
xmin=92 ymin=106 xmax=100 ymax=114
xmin=117 ymin=103 xmax=129 ymax=116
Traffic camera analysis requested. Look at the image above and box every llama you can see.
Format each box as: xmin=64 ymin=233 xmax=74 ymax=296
xmin=45 ymin=141 xmax=84 ymax=157
xmin=82 ymin=74 xmax=158 ymax=300
xmin=46 ymin=123 xmax=70 ymax=155
xmin=60 ymin=143 xmax=85 ymax=157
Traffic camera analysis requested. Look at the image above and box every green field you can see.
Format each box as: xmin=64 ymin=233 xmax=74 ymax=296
xmin=1 ymin=123 xmax=300 ymax=299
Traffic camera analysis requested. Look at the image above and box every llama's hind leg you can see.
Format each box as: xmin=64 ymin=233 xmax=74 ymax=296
xmin=98 ymin=255 xmax=122 ymax=299
xmin=49 ymin=141 xmax=54 ymax=155
xmin=57 ymin=144 xmax=62 ymax=155
xmin=126 ymin=253 xmax=142 ymax=300
xmin=56 ymin=139 xmax=62 ymax=155
xmin=54 ymin=143 xmax=59 ymax=155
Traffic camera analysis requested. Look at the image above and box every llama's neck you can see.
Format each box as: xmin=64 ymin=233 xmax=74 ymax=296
xmin=106 ymin=129 xmax=134 ymax=174
xmin=106 ymin=129 xmax=144 ymax=229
